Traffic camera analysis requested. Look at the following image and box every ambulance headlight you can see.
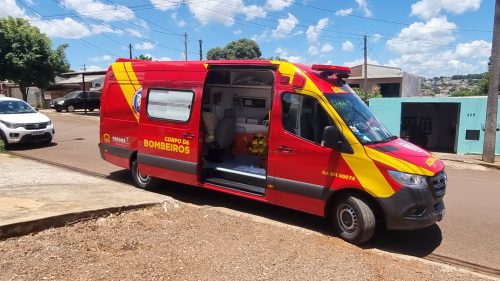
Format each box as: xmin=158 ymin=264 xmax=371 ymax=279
xmin=388 ymin=170 xmax=428 ymax=189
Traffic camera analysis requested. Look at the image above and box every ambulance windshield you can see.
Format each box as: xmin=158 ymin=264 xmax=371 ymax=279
xmin=326 ymin=93 xmax=395 ymax=144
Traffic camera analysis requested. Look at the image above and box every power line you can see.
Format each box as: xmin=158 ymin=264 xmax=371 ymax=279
xmin=18 ymin=0 xmax=121 ymax=57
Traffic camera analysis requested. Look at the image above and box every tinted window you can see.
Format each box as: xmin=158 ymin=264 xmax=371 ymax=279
xmin=282 ymin=93 xmax=333 ymax=144
xmin=147 ymin=89 xmax=193 ymax=122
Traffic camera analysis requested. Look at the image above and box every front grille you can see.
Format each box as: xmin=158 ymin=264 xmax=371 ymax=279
xmin=23 ymin=122 xmax=49 ymax=130
xmin=430 ymin=171 xmax=447 ymax=198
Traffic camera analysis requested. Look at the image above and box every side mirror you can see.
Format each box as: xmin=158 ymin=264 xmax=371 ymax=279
xmin=322 ymin=126 xmax=353 ymax=154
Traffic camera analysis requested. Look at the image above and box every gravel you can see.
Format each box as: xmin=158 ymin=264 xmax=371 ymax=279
xmin=0 ymin=204 xmax=491 ymax=281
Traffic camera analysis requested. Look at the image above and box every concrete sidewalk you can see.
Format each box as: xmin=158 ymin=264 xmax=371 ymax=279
xmin=433 ymin=152 xmax=500 ymax=170
xmin=0 ymin=153 xmax=166 ymax=239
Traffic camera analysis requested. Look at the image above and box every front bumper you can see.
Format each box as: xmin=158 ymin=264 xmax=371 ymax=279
xmin=377 ymin=171 xmax=446 ymax=230
xmin=1 ymin=125 xmax=54 ymax=144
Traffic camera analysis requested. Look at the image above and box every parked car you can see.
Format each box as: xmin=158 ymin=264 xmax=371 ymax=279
xmin=0 ymin=97 xmax=54 ymax=145
xmin=50 ymin=90 xmax=101 ymax=112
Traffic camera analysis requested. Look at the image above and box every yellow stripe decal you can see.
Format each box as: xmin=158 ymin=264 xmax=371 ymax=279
xmin=111 ymin=62 xmax=141 ymax=121
xmin=365 ymin=147 xmax=434 ymax=176
xmin=342 ymin=145 xmax=396 ymax=198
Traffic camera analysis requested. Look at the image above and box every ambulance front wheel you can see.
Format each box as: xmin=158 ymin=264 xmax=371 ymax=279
xmin=332 ymin=196 xmax=375 ymax=244
xmin=131 ymin=159 xmax=153 ymax=189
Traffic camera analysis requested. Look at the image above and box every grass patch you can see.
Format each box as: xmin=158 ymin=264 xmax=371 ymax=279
xmin=0 ymin=139 xmax=5 ymax=152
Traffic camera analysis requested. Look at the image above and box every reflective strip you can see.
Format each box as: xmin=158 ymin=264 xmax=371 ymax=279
xmin=365 ymin=147 xmax=434 ymax=176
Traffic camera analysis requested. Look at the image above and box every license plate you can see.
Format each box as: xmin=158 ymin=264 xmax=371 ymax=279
xmin=31 ymin=131 xmax=44 ymax=135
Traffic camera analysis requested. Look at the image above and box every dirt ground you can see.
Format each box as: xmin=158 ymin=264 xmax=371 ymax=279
xmin=0 ymin=203 xmax=491 ymax=281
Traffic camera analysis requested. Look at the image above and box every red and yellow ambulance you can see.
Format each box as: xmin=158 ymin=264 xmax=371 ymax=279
xmin=99 ymin=58 xmax=446 ymax=244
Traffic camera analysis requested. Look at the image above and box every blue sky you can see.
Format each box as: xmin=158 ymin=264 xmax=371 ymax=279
xmin=0 ymin=0 xmax=495 ymax=77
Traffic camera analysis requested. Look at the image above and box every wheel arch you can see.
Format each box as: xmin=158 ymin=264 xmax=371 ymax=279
xmin=324 ymin=187 xmax=386 ymax=227
xmin=129 ymin=150 xmax=139 ymax=169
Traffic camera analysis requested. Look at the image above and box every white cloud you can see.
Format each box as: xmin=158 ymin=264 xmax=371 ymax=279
xmin=90 ymin=55 xmax=112 ymax=62
xmin=0 ymin=0 xmax=25 ymax=17
xmin=134 ymin=42 xmax=156 ymax=50
xmin=335 ymin=8 xmax=353 ymax=16
xmin=171 ymin=13 xmax=186 ymax=27
xmin=308 ymin=46 xmax=319 ymax=55
xmin=125 ymin=28 xmax=142 ymax=37
xmin=266 ymin=0 xmax=293 ymax=11
xmin=356 ymin=0 xmax=372 ymax=17
xmin=150 ymin=0 xmax=182 ymax=11
xmin=287 ymin=56 xmax=306 ymax=63
xmin=455 ymin=40 xmax=491 ymax=59
xmin=343 ymin=58 xmax=379 ymax=67
xmin=187 ymin=0 xmax=266 ymax=26
xmin=275 ymin=47 xmax=305 ymax=63
xmin=233 ymin=29 xmax=242 ymax=35
xmin=372 ymin=33 xmax=382 ymax=42
xmin=385 ymin=39 xmax=491 ymax=77
xmin=321 ymin=43 xmax=333 ymax=53
xmin=306 ymin=17 xmax=329 ymax=43
xmin=411 ymin=0 xmax=481 ymax=20
xmin=272 ymin=13 xmax=299 ymax=39
xmin=242 ymin=5 xmax=267 ymax=20
xmin=144 ymin=53 xmax=173 ymax=61
xmin=30 ymin=17 xmax=92 ymax=39
xmin=386 ymin=17 xmax=457 ymax=55
xmin=342 ymin=41 xmax=354 ymax=52
xmin=60 ymin=0 xmax=135 ymax=22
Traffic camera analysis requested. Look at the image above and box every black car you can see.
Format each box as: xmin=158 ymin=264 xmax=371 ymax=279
xmin=50 ymin=90 xmax=101 ymax=112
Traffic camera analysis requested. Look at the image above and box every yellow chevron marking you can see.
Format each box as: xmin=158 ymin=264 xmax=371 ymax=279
xmin=111 ymin=62 xmax=141 ymax=121
xmin=365 ymin=147 xmax=434 ymax=176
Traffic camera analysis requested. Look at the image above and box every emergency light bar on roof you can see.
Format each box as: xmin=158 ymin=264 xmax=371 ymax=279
xmin=311 ymin=64 xmax=351 ymax=77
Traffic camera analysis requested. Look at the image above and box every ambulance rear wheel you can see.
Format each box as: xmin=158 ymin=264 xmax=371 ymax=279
xmin=332 ymin=196 xmax=375 ymax=244
xmin=131 ymin=159 xmax=153 ymax=189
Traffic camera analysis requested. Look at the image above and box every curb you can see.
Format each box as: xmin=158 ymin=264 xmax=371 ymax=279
xmin=440 ymin=158 xmax=500 ymax=170
xmin=0 ymin=203 xmax=159 ymax=240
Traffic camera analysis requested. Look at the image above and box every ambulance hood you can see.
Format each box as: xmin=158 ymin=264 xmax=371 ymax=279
xmin=365 ymin=138 xmax=444 ymax=176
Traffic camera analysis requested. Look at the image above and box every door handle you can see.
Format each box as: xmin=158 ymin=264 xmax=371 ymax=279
xmin=277 ymin=145 xmax=292 ymax=153
xmin=183 ymin=132 xmax=194 ymax=139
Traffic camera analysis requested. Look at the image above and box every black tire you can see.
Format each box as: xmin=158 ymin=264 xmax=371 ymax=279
xmin=332 ymin=196 xmax=376 ymax=244
xmin=131 ymin=159 xmax=153 ymax=189
xmin=66 ymin=105 xmax=75 ymax=112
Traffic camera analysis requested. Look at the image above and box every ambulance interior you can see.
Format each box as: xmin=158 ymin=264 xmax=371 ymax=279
xmin=201 ymin=68 xmax=274 ymax=195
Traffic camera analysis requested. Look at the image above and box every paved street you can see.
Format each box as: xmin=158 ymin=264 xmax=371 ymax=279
xmin=7 ymin=110 xmax=500 ymax=272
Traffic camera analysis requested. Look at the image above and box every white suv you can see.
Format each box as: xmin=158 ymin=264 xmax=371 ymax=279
xmin=0 ymin=97 xmax=54 ymax=145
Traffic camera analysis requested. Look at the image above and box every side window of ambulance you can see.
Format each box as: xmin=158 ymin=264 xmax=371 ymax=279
xmin=282 ymin=93 xmax=333 ymax=144
xmin=147 ymin=89 xmax=194 ymax=122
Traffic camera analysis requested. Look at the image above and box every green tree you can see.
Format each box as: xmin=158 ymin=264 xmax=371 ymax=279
xmin=352 ymin=85 xmax=382 ymax=102
xmin=207 ymin=39 xmax=262 ymax=60
xmin=0 ymin=17 xmax=70 ymax=102
xmin=476 ymin=72 xmax=489 ymax=95
xmin=135 ymin=54 xmax=152 ymax=61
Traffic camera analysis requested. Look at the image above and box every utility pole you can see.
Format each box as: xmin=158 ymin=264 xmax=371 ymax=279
xmin=199 ymin=39 xmax=203 ymax=60
xmin=363 ymin=35 xmax=368 ymax=101
xmin=184 ymin=32 xmax=188 ymax=61
xmin=129 ymin=43 xmax=132 ymax=59
xmin=483 ymin=0 xmax=500 ymax=163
